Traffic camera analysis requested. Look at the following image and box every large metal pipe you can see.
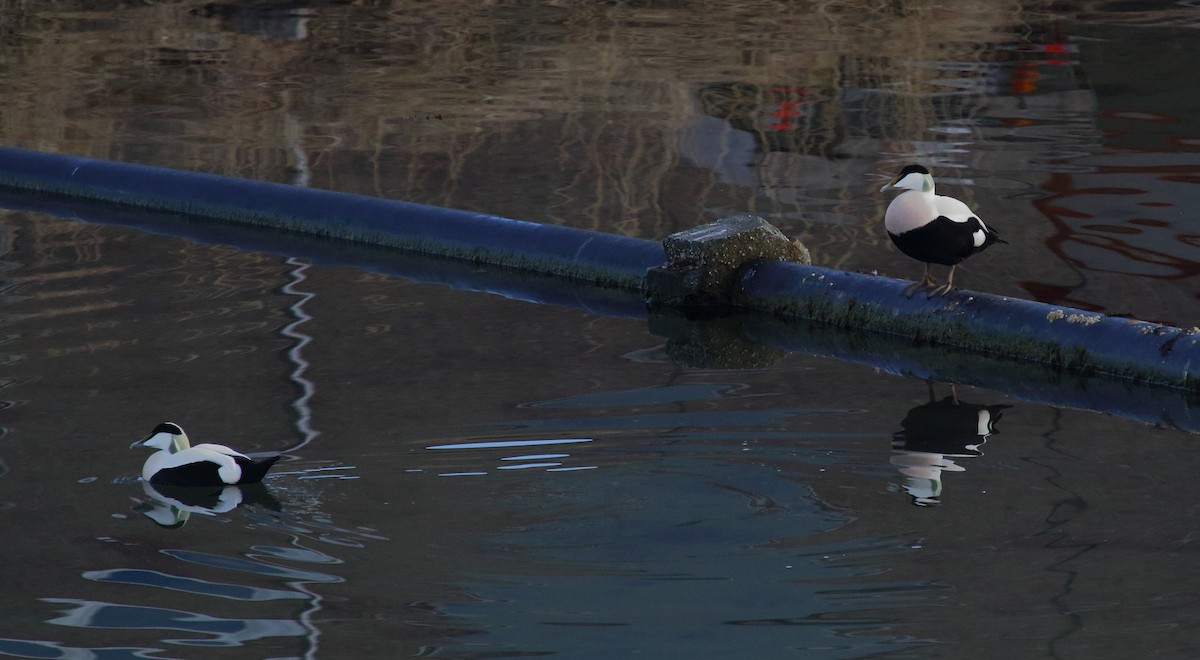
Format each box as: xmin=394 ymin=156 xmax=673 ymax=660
xmin=734 ymin=260 xmax=1198 ymax=391
xmin=0 ymin=146 xmax=1194 ymax=394
xmin=0 ymin=147 xmax=665 ymax=291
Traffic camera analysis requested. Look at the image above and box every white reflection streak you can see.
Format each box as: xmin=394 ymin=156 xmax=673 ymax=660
xmin=281 ymin=256 xmax=323 ymax=660
xmin=285 ymin=103 xmax=311 ymax=188
xmin=427 ymin=438 xmax=593 ymax=450
xmin=282 ymin=257 xmax=320 ymax=452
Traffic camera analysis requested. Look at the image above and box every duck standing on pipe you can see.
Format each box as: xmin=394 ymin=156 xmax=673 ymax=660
xmin=131 ymin=421 xmax=279 ymax=486
xmin=880 ymin=164 xmax=1005 ymax=297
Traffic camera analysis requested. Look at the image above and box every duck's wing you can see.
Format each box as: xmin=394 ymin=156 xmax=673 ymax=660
xmin=192 ymin=444 xmax=279 ymax=483
xmin=933 ymin=194 xmax=979 ymax=224
xmin=933 ymin=194 xmax=1003 ymax=249
xmin=190 ymin=443 xmax=251 ymax=460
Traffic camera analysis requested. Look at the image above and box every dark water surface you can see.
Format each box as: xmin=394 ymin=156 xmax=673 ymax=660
xmin=0 ymin=2 xmax=1199 ymax=658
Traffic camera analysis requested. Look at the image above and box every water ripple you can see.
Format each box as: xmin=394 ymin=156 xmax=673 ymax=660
xmin=82 ymin=568 xmax=306 ymax=602
xmin=43 ymin=598 xmax=308 ymax=647
xmin=161 ymin=549 xmax=341 ymax=583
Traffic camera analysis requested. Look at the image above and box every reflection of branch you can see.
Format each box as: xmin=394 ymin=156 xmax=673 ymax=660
xmin=1024 ymin=408 xmax=1096 ymax=656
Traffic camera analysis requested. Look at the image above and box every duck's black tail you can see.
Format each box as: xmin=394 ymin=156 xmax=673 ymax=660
xmin=985 ymin=225 xmax=1008 ymax=246
xmin=237 ymin=455 xmax=280 ymax=484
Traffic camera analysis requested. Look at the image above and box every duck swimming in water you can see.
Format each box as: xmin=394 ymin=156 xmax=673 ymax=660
xmin=880 ymin=164 xmax=1005 ymax=297
xmin=131 ymin=421 xmax=279 ymax=487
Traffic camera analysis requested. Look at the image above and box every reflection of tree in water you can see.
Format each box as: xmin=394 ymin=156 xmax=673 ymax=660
xmin=0 ymin=0 xmax=1035 ymax=239
xmin=891 ymin=382 xmax=1011 ymax=507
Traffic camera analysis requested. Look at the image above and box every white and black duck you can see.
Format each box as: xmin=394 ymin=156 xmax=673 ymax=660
xmin=131 ymin=421 xmax=279 ymax=487
xmin=880 ymin=164 xmax=1005 ymax=297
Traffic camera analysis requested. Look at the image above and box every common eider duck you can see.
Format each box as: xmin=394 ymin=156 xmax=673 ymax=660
xmin=131 ymin=421 xmax=279 ymax=487
xmin=880 ymin=164 xmax=1005 ymax=297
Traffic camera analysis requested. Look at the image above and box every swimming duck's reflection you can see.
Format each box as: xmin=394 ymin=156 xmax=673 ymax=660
xmin=891 ymin=383 xmax=1011 ymax=507
xmin=134 ymin=480 xmax=281 ymax=528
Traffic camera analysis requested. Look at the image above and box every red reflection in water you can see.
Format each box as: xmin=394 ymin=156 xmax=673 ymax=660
xmin=1034 ymin=168 xmax=1200 ymax=282
xmin=1026 ymin=157 xmax=1200 ymax=319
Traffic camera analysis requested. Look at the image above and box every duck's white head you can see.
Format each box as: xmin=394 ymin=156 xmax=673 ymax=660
xmin=880 ymin=164 xmax=934 ymax=194
xmin=131 ymin=421 xmax=191 ymax=453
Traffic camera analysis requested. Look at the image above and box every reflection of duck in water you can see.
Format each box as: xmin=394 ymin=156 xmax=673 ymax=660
xmin=131 ymin=422 xmax=280 ymax=486
xmin=134 ymin=480 xmax=281 ymax=528
xmin=891 ymin=383 xmax=1011 ymax=506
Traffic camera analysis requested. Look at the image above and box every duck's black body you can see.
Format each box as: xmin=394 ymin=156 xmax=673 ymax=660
xmin=148 ymin=454 xmax=280 ymax=487
xmin=888 ymin=215 xmax=1002 ymax=268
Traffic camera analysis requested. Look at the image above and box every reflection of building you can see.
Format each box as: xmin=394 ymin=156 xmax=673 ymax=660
xmin=1010 ymin=26 xmax=1200 ymax=317
xmin=891 ymin=384 xmax=1011 ymax=506
xmin=696 ymin=83 xmax=841 ymax=157
xmin=191 ymin=3 xmax=314 ymax=42
xmin=680 ymin=22 xmax=1098 ymax=274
